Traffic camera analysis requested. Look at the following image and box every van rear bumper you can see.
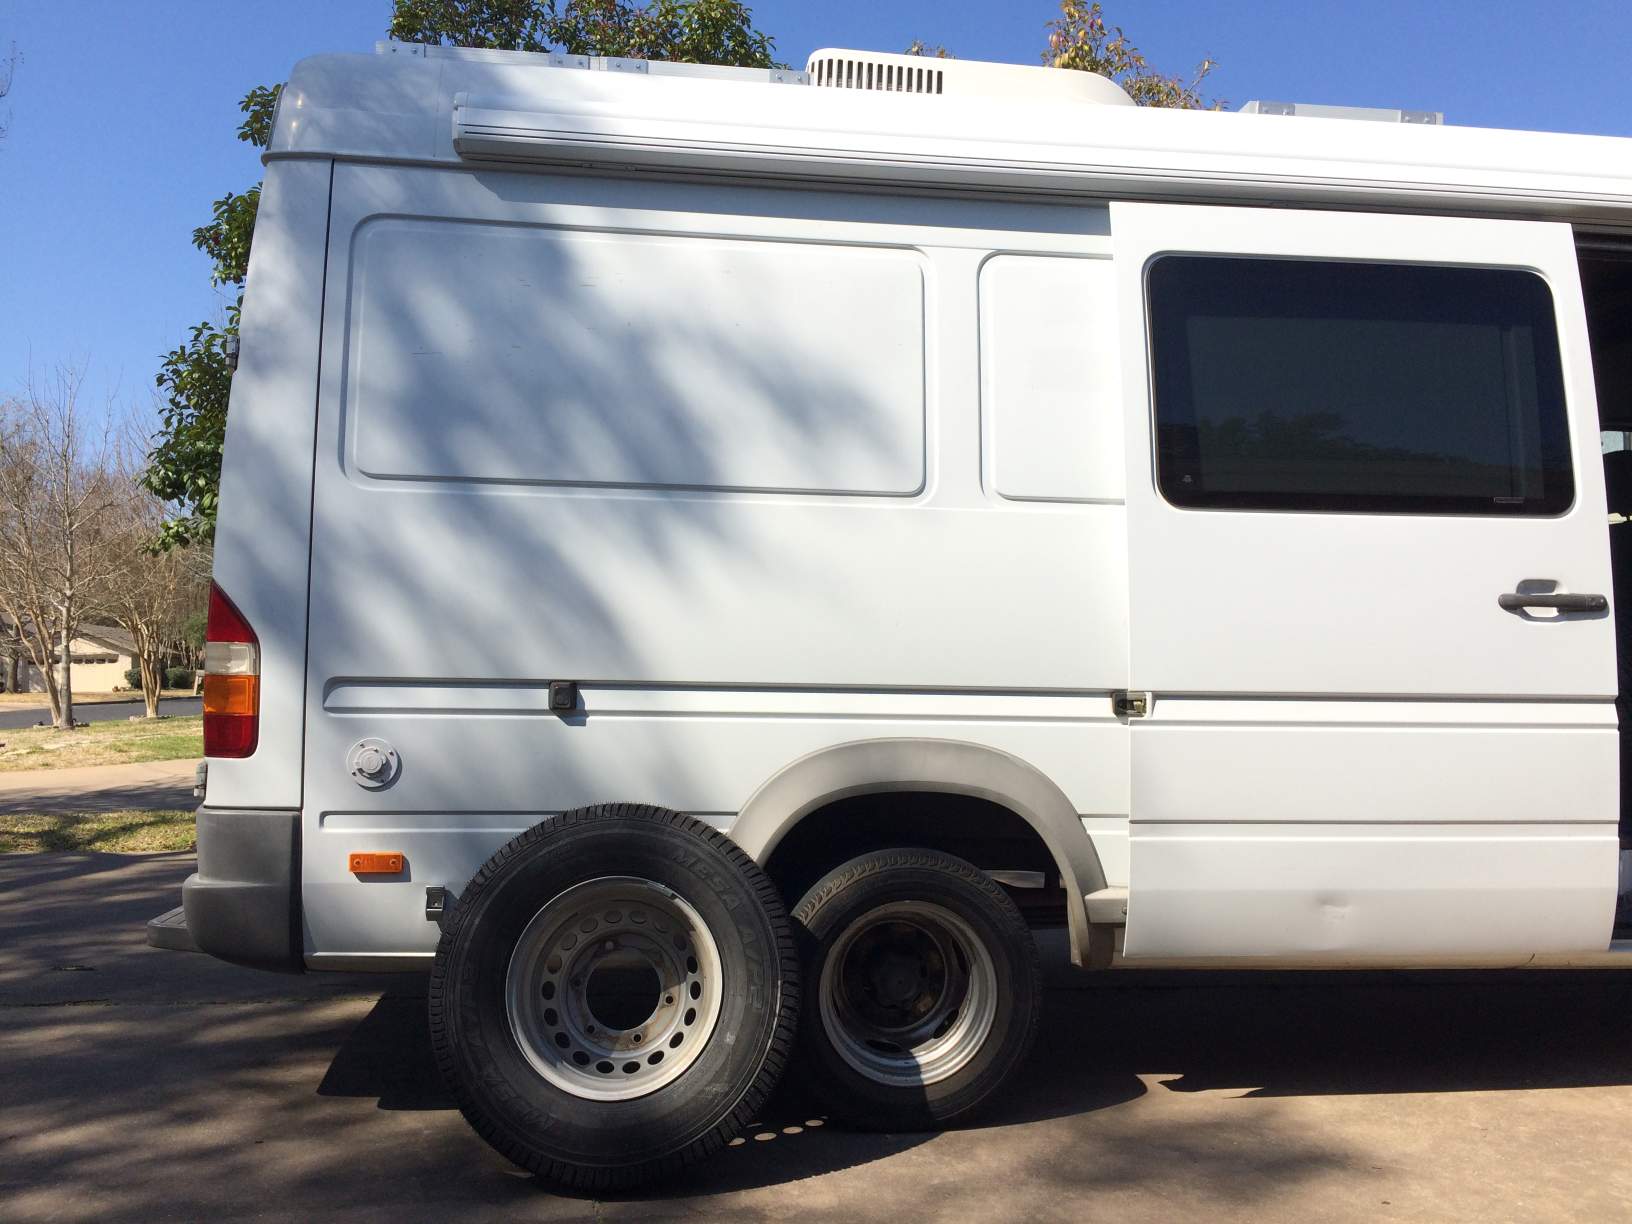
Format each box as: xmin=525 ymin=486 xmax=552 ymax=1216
xmin=179 ymin=806 xmax=304 ymax=973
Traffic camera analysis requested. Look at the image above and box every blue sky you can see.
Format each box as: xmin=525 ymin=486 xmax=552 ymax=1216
xmin=2 ymin=0 xmax=1630 ymax=419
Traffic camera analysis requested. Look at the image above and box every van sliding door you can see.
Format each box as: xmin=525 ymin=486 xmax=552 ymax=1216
xmin=1114 ymin=203 xmax=1618 ymax=961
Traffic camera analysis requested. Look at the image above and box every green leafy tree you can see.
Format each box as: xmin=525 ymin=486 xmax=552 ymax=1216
xmin=144 ymin=85 xmax=280 ymax=548
xmin=390 ymin=0 xmax=778 ymax=66
xmin=1045 ymin=1 xmax=1218 ymax=108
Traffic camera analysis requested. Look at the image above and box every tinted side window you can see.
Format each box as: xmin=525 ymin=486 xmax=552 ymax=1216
xmin=1149 ymin=257 xmax=1572 ymax=515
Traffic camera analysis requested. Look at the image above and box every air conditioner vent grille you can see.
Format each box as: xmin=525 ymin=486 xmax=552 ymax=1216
xmin=802 ymin=48 xmax=1134 ymax=107
xmin=809 ymin=54 xmax=944 ymax=95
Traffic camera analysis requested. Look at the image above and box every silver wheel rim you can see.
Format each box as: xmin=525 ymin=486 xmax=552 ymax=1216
xmin=505 ymin=875 xmax=723 ymax=1101
xmin=818 ymin=900 xmax=999 ymax=1088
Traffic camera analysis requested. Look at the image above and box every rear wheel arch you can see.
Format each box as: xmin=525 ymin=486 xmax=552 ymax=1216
xmin=731 ymin=738 xmax=1107 ymax=966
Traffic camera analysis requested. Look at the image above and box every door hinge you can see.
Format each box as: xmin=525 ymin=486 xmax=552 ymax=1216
xmin=1112 ymin=690 xmax=1150 ymax=719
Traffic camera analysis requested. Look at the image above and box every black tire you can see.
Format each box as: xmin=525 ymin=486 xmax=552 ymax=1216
xmin=792 ymin=848 xmax=1041 ymax=1131
xmin=429 ymin=804 xmax=798 ymax=1190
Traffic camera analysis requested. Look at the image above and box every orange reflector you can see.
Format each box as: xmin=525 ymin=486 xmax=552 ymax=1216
xmin=202 ymin=673 xmax=259 ymax=717
xmin=348 ymin=852 xmax=404 ymax=875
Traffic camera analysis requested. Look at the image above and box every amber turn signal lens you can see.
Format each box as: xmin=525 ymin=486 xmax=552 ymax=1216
xmin=348 ymin=852 xmax=405 ymax=875
xmin=202 ymin=673 xmax=259 ymax=717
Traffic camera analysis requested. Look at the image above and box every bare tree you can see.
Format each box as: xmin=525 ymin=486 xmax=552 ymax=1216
xmin=102 ymin=436 xmax=209 ymax=716
xmin=0 ymin=614 xmax=22 ymax=692
xmin=0 ymin=366 xmax=123 ymax=729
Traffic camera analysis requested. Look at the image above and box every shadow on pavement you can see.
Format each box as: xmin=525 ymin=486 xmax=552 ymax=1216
xmin=1035 ymin=960 xmax=1632 ymax=1103
xmin=9 ymin=852 xmax=1632 ymax=1220
xmin=0 ymin=774 xmax=199 ymax=815
xmin=314 ymin=988 xmax=948 ymax=1190
xmin=311 ymin=946 xmax=1632 ymax=1200
xmin=0 ymin=851 xmax=403 ymax=1004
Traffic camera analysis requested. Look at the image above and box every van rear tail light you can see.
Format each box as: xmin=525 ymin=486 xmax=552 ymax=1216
xmin=203 ymin=583 xmax=260 ymax=758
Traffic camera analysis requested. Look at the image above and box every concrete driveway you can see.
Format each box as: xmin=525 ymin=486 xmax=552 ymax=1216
xmin=5 ymin=853 xmax=1632 ymax=1222
xmin=0 ymin=760 xmax=199 ymax=814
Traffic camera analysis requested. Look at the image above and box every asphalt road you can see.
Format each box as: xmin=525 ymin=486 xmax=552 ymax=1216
xmin=0 ymin=697 xmax=202 ymax=731
xmin=6 ymin=853 xmax=1632 ymax=1222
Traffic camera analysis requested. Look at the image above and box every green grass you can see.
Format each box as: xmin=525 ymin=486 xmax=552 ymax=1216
xmin=0 ymin=715 xmax=203 ymax=772
xmin=0 ymin=809 xmax=195 ymax=853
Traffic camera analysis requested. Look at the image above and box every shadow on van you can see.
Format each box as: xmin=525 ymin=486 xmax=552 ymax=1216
xmin=313 ymin=934 xmax=1632 ymax=1197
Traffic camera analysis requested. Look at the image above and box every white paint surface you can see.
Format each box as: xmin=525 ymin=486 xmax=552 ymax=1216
xmin=204 ymin=47 xmax=1631 ymax=967
xmin=1114 ymin=204 xmax=1619 ymax=959
xmin=980 ymin=255 xmax=1123 ymax=502
xmin=347 ymin=221 xmax=927 ymax=495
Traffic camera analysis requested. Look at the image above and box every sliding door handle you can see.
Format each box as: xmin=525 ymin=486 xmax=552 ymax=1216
xmin=1498 ymin=592 xmax=1608 ymax=614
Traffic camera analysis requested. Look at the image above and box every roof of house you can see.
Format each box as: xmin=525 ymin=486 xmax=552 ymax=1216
xmin=75 ymin=625 xmax=138 ymax=656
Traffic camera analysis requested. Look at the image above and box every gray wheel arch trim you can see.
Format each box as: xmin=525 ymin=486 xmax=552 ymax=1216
xmin=730 ymin=738 xmax=1107 ymax=967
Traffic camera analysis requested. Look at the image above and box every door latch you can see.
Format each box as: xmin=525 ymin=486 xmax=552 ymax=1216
xmin=1112 ymin=690 xmax=1151 ymax=719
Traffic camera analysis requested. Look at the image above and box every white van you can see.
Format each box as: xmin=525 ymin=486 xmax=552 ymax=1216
xmin=148 ymin=41 xmax=1632 ymax=1186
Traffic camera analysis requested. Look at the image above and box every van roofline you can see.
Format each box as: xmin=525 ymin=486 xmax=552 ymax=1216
xmin=267 ymin=48 xmax=1632 ymax=226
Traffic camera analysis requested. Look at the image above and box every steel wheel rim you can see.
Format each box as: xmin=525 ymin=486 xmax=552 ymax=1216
xmin=818 ymin=900 xmax=999 ymax=1088
xmin=505 ymin=875 xmax=723 ymax=1101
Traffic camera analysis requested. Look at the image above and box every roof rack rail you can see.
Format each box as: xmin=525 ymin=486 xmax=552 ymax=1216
xmin=1240 ymin=99 xmax=1443 ymax=125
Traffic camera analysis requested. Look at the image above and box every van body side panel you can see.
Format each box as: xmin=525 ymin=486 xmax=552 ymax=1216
xmin=299 ymin=165 xmax=1130 ymax=959
xmin=1115 ymin=203 xmax=1619 ymax=959
xmin=206 ymin=158 xmax=333 ymax=810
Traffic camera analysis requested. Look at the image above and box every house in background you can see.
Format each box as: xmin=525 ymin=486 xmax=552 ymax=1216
xmin=15 ymin=625 xmax=140 ymax=694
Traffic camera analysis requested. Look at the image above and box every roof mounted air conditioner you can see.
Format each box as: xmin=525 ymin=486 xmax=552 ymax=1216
xmin=805 ymin=48 xmax=1133 ymax=107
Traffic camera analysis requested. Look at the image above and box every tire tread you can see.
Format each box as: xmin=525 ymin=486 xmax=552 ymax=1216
xmin=429 ymin=803 xmax=799 ymax=1190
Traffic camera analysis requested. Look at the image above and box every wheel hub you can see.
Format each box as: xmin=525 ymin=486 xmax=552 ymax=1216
xmin=505 ymin=876 xmax=722 ymax=1101
xmin=855 ymin=927 xmax=946 ymax=1019
xmin=820 ymin=902 xmax=998 ymax=1088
